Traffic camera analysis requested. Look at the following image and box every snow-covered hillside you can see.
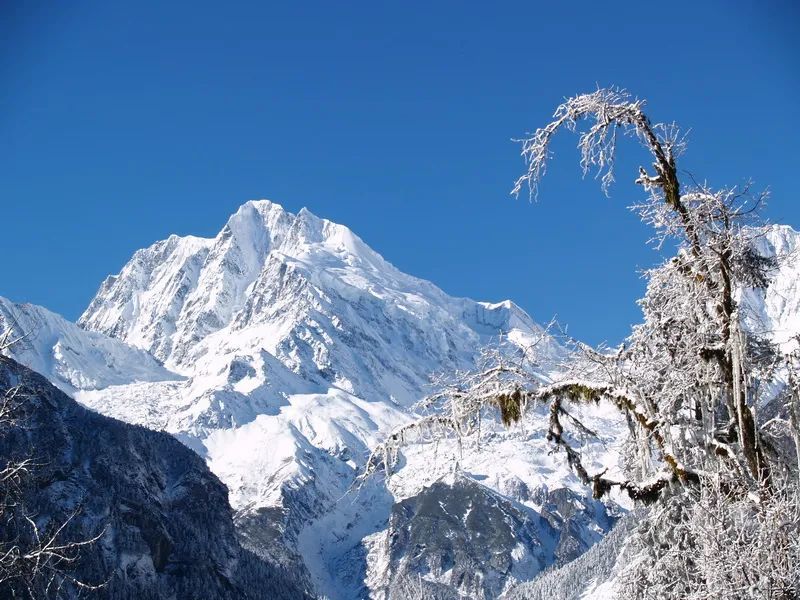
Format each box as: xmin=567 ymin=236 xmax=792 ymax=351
xmin=740 ymin=224 xmax=800 ymax=352
xmin=0 ymin=297 xmax=178 ymax=394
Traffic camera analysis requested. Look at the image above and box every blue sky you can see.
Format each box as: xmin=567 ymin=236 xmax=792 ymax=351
xmin=2 ymin=1 xmax=798 ymax=346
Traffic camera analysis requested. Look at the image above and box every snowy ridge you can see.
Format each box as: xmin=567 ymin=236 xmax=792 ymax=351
xmin=0 ymin=297 xmax=178 ymax=394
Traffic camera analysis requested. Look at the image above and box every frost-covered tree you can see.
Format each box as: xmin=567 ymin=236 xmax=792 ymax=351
xmin=366 ymin=88 xmax=800 ymax=598
xmin=509 ymin=87 xmax=788 ymax=493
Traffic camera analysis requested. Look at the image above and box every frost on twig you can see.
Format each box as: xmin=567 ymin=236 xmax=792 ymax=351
xmin=512 ymin=87 xmax=686 ymax=201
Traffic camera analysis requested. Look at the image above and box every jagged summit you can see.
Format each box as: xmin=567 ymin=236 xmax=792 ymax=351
xmin=79 ymin=199 xmax=561 ymax=407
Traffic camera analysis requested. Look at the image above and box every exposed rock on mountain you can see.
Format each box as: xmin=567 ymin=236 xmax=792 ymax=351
xmin=0 ymin=356 xmax=309 ymax=599
xmin=366 ymin=473 xmax=617 ymax=599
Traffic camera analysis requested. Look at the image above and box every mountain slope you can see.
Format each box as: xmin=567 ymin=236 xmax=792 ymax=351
xmin=740 ymin=224 xmax=800 ymax=352
xmin=0 ymin=356 xmax=309 ymax=599
xmin=0 ymin=297 xmax=178 ymax=394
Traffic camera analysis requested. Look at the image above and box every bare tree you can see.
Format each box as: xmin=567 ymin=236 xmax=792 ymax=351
xmin=0 ymin=328 xmax=104 ymax=599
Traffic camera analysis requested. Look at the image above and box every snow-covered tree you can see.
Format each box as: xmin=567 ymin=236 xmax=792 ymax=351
xmin=367 ymin=87 xmax=800 ymax=598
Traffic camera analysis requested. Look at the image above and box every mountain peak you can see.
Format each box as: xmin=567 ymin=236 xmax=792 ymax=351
xmin=238 ymin=198 xmax=289 ymax=216
xmin=80 ymin=197 xmax=563 ymax=399
xmin=221 ymin=200 xmax=361 ymax=257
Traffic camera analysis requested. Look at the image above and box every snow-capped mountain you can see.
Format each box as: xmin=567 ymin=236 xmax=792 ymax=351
xmin=70 ymin=200 xmax=582 ymax=596
xmin=79 ymin=200 xmax=561 ymax=411
xmin=7 ymin=200 xmax=796 ymax=598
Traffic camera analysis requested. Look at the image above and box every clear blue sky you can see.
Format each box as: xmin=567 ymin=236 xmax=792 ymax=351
xmin=2 ymin=1 xmax=798 ymax=346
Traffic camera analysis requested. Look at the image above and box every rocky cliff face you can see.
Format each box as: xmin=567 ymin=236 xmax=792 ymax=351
xmin=0 ymin=356 xmax=309 ymax=599
xmin=364 ymin=474 xmax=617 ymax=599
